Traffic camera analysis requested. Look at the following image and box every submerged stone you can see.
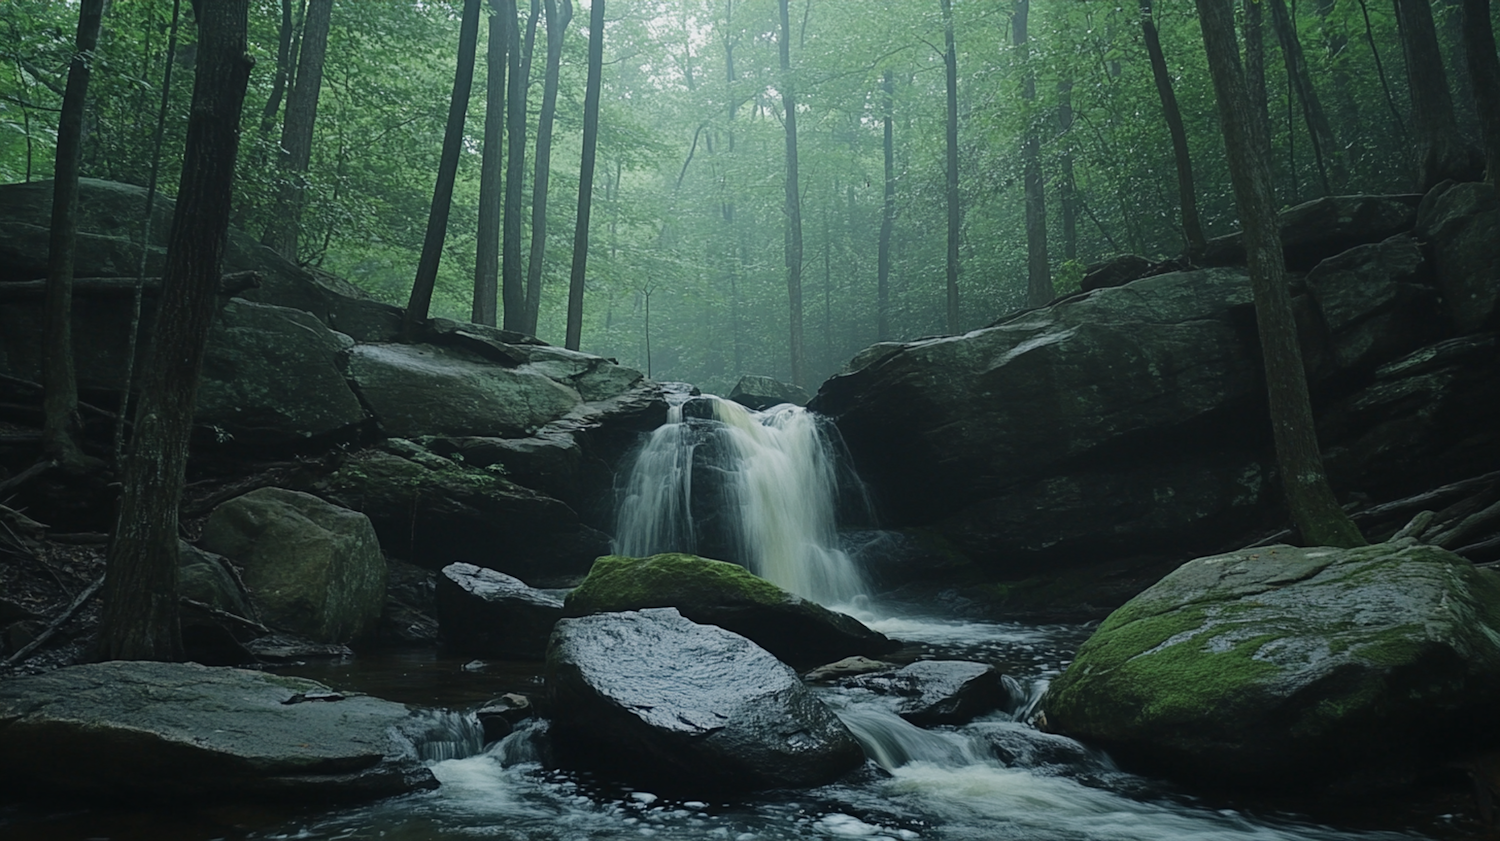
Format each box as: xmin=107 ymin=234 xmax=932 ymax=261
xmin=546 ymin=608 xmax=864 ymax=793
xmin=1043 ymin=542 xmax=1500 ymax=790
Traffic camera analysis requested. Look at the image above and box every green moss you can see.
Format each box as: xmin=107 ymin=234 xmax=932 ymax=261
xmin=565 ymin=553 xmax=792 ymax=615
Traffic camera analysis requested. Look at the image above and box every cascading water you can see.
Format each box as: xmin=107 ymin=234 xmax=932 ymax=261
xmin=613 ymin=394 xmax=869 ymax=607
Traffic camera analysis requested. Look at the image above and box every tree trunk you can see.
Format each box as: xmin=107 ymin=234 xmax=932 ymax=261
xmin=1243 ymin=0 xmax=1271 ymax=145
xmin=565 ymin=0 xmax=604 ymax=351
xmin=1266 ymin=0 xmax=1346 ymax=193
xmin=1140 ymin=0 xmax=1207 ymax=257
xmin=1017 ymin=0 xmax=1051 ymax=308
xmin=941 ymin=0 xmax=961 ymax=330
xmin=878 ymin=69 xmax=895 ymax=342
xmin=1356 ymin=0 xmax=1409 ymax=140
xmin=261 ymin=0 xmax=332 ymax=261
xmin=97 ymin=0 xmax=254 ymax=661
xmin=1394 ymin=0 xmax=1481 ymax=189
xmin=474 ymin=8 xmax=509 ymax=328
xmin=258 ymin=0 xmax=297 ymax=135
xmin=1058 ymin=77 xmax=1078 ymax=262
xmin=42 ymin=0 xmax=105 ymax=470
xmin=522 ymin=0 xmax=573 ymax=336
xmin=502 ymin=0 xmax=536 ymax=332
xmin=404 ymin=0 xmax=482 ymax=335
xmin=1460 ymin=0 xmax=1500 ymax=196
xmin=1193 ymin=0 xmax=1365 ymax=549
xmin=778 ymin=0 xmax=805 ymax=387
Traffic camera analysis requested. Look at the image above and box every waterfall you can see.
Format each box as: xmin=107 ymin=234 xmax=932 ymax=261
xmin=614 ymin=395 xmax=868 ymax=606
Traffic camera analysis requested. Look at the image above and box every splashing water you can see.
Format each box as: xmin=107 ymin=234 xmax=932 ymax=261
xmin=614 ymin=395 xmax=868 ymax=606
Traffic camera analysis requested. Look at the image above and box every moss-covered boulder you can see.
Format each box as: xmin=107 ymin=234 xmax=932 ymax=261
xmin=564 ymin=553 xmax=896 ymax=666
xmin=1043 ymin=542 xmax=1500 ymax=790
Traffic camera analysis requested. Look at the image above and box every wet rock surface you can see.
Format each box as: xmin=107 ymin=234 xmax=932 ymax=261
xmin=1044 ymin=542 xmax=1500 ymax=790
xmin=546 ymin=608 xmax=865 ymax=793
xmin=436 ymin=562 xmax=564 ymax=660
xmin=845 ymin=660 xmax=1012 ymax=726
xmin=729 ymin=374 xmax=812 ymax=409
xmin=564 ymin=553 xmax=896 ymax=666
xmin=0 ymin=661 xmax=437 ymax=801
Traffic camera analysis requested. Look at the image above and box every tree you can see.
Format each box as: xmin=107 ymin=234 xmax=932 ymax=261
xmin=778 ymin=0 xmax=805 ymax=386
xmin=404 ymin=0 xmax=482 ymax=334
xmin=262 ymin=0 xmax=333 ymax=261
xmin=502 ymin=0 xmax=536 ymax=332
xmin=877 ymin=69 xmax=895 ymax=341
xmin=41 ymin=0 xmax=105 ymax=470
xmin=474 ymin=3 xmax=509 ymax=327
xmin=522 ymin=0 xmax=573 ymax=335
xmin=1192 ymin=0 xmax=1366 ymax=548
xmin=1265 ymin=0 xmax=1345 ymax=193
xmin=1460 ymin=0 xmax=1500 ymax=196
xmin=1393 ymin=0 xmax=1481 ymax=189
xmin=1016 ymin=0 xmax=1050 ymax=307
xmin=565 ymin=0 xmax=605 ymax=351
xmin=97 ymin=0 xmax=255 ymax=660
xmin=941 ymin=0 xmax=961 ymax=329
xmin=1140 ymin=0 xmax=1206 ymax=256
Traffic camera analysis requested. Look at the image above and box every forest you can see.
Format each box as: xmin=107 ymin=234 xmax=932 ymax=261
xmin=4 ymin=0 xmax=1494 ymax=392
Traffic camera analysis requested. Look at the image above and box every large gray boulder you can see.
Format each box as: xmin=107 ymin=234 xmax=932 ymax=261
xmin=1200 ymin=193 xmax=1420 ymax=269
xmin=730 ymin=374 xmax=811 ymax=409
xmin=547 ymin=608 xmax=865 ymax=793
xmin=201 ymin=487 xmax=386 ymax=644
xmin=1303 ymin=233 xmax=1440 ymax=375
xmin=436 ymin=562 xmax=563 ymax=660
xmin=1417 ymin=180 xmax=1500 ymax=334
xmin=1043 ymin=542 xmax=1500 ymax=789
xmin=0 ymin=661 xmax=438 ymax=801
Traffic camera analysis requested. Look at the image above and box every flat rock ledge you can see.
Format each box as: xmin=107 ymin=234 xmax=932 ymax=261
xmin=0 ymin=661 xmax=437 ymax=802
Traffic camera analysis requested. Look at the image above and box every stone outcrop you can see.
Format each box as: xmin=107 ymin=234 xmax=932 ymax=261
xmin=435 ymin=562 xmax=564 ymax=660
xmin=201 ymin=487 xmax=386 ymax=644
xmin=844 ymin=660 xmax=1013 ymax=726
xmin=0 ymin=661 xmax=438 ymax=801
xmin=564 ymin=553 xmax=896 ymax=666
xmin=546 ymin=608 xmax=865 ymax=793
xmin=729 ymin=374 xmax=811 ymax=410
xmin=1043 ymin=542 xmax=1500 ymax=789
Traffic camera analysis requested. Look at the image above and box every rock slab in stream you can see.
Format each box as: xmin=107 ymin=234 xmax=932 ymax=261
xmin=846 ymin=660 xmax=1013 ymax=726
xmin=546 ymin=607 xmax=865 ymax=793
xmin=564 ymin=553 xmax=896 ymax=666
xmin=0 ymin=661 xmax=437 ymax=801
xmin=1043 ymin=542 xmax=1500 ymax=789
xmin=436 ymin=562 xmax=564 ymax=660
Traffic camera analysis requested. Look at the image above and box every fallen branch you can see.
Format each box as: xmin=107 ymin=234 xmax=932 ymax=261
xmin=1392 ymin=510 xmax=1436 ymax=542
xmin=179 ymin=597 xmax=271 ymax=636
xmin=0 ymin=272 xmax=261 ymax=299
xmin=1432 ymin=499 xmax=1500 ymax=551
xmin=49 ymin=532 xmax=109 ymax=545
xmin=0 ymin=460 xmax=55 ymax=498
xmin=2 ymin=575 xmax=103 ymax=667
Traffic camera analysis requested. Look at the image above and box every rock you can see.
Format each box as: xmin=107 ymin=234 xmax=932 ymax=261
xmin=377 ymin=558 xmax=439 ymax=646
xmin=1043 ymin=543 xmax=1500 ymax=789
xmin=564 ymin=553 xmax=896 ymax=666
xmin=546 ymin=608 xmax=864 ymax=793
xmin=302 ymin=449 xmax=609 ymax=586
xmin=1200 ymin=193 xmax=1421 ymax=270
xmin=244 ymin=633 xmax=354 ymax=661
xmin=435 ymin=562 xmax=564 ymax=660
xmin=845 ymin=660 xmax=1010 ymax=726
xmin=0 ymin=661 xmax=437 ymax=801
xmin=1416 ymin=180 xmax=1500 ymax=334
xmin=178 ymin=541 xmax=258 ymax=664
xmin=729 ymin=374 xmax=812 ymax=410
xmin=476 ymin=693 xmax=533 ymax=743
xmin=972 ymin=721 xmax=1101 ymax=770
xmin=1304 ymin=234 xmax=1440 ymax=375
xmin=196 ymin=300 xmax=369 ymax=445
xmin=423 ymin=433 xmax=586 ymax=506
xmin=1079 ymin=254 xmax=1155 ymax=292
xmin=201 ymin=487 xmax=386 ymax=644
xmin=803 ymin=656 xmax=897 ymax=683
xmin=346 ymin=343 xmax=581 ymax=439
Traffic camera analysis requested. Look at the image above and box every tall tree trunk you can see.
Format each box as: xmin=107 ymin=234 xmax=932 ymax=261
xmin=1193 ymin=0 xmax=1365 ymax=549
xmin=1394 ymin=0 xmax=1481 ymax=189
xmin=42 ymin=0 xmax=106 ymax=470
xmin=404 ymin=0 xmax=482 ymax=334
xmin=1140 ymin=0 xmax=1207 ymax=257
xmin=1058 ymin=77 xmax=1078 ymax=262
xmin=722 ymin=0 xmax=743 ymax=371
xmin=878 ymin=70 xmax=895 ymax=342
xmin=474 ymin=8 xmax=509 ymax=328
xmin=565 ymin=0 xmax=605 ymax=351
xmin=502 ymin=0 xmax=537 ymax=331
xmin=1266 ymin=0 xmax=1345 ymax=193
xmin=778 ymin=0 xmax=805 ymax=387
xmin=1356 ymin=0 xmax=1409 ymax=141
xmin=97 ymin=0 xmax=254 ymax=661
xmin=1017 ymin=0 xmax=1051 ymax=307
xmin=1461 ymin=0 xmax=1500 ymax=196
xmin=258 ymin=0 xmax=297 ymax=135
xmin=262 ymin=0 xmax=332 ymax=261
xmin=941 ymin=0 xmax=961 ymax=330
xmin=522 ymin=0 xmax=573 ymax=336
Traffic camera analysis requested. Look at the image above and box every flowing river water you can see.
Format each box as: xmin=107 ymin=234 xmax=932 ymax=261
xmin=0 ymin=398 xmax=1465 ymax=839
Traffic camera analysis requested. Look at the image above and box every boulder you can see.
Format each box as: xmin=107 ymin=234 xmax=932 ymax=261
xmin=201 ymin=487 xmax=386 ymax=644
xmin=845 ymin=660 xmax=1012 ymax=726
xmin=196 ymin=299 xmax=369 ymax=445
xmin=1200 ymin=193 xmax=1421 ymax=270
xmin=564 ymin=553 xmax=896 ymax=666
xmin=1416 ymin=180 xmax=1500 ymax=334
xmin=546 ymin=608 xmax=864 ymax=793
xmin=301 ymin=449 xmax=609 ymax=586
xmin=1303 ymin=234 xmax=1440 ymax=375
xmin=1079 ymin=254 xmax=1156 ymax=293
xmin=0 ymin=661 xmax=438 ymax=801
xmin=436 ymin=562 xmax=564 ymax=659
xmin=1043 ymin=542 xmax=1500 ymax=789
xmin=730 ymin=375 xmax=812 ymax=410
